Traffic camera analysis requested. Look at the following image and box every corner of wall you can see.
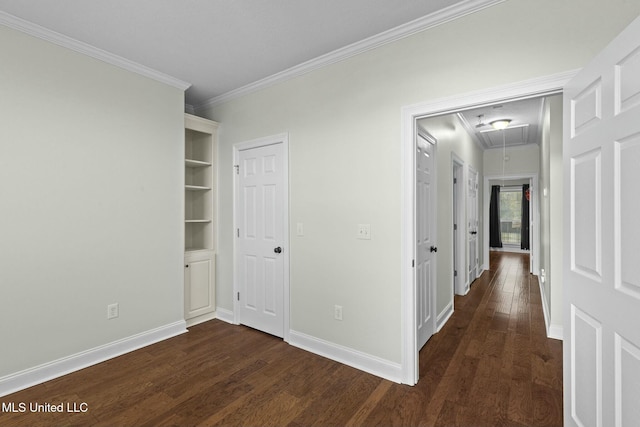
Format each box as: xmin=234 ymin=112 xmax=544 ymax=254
xmin=536 ymin=276 xmax=563 ymax=341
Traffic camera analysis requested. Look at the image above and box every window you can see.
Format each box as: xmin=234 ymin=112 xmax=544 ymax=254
xmin=499 ymin=187 xmax=521 ymax=246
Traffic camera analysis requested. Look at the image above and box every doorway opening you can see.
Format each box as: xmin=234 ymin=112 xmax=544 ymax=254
xmin=401 ymin=71 xmax=573 ymax=385
xmin=500 ymin=186 xmax=523 ymax=246
xmin=486 ymin=175 xmax=536 ymax=272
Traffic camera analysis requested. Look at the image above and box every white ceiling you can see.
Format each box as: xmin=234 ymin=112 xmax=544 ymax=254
xmin=456 ymin=97 xmax=546 ymax=149
xmin=0 ymin=0 xmax=486 ymax=108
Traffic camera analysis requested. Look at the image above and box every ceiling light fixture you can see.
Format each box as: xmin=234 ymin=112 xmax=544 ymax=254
xmin=490 ymin=119 xmax=512 ymax=130
xmin=479 ymin=123 xmax=528 ymax=133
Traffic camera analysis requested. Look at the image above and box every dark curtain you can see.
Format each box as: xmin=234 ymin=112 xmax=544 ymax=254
xmin=521 ymin=184 xmax=530 ymax=250
xmin=490 ymin=185 xmax=502 ymax=248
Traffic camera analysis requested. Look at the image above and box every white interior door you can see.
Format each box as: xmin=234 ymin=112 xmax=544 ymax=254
xmin=236 ymin=142 xmax=286 ymax=338
xmin=453 ymin=160 xmax=466 ymax=295
xmin=453 ymin=164 xmax=459 ymax=294
xmin=467 ymin=167 xmax=479 ymax=283
xmin=563 ymin=15 xmax=640 ymax=427
xmin=416 ymin=131 xmax=436 ymax=350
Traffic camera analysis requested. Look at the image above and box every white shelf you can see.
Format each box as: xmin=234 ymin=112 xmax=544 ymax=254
xmin=185 ymin=246 xmax=210 ymax=253
xmin=184 ymin=113 xmax=218 ymax=326
xmin=185 ymin=185 xmax=211 ymax=191
xmin=186 ymin=159 xmax=211 ymax=168
xmin=184 ymin=113 xmax=218 ymax=255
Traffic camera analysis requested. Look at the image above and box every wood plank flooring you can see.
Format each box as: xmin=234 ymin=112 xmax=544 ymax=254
xmin=0 ymin=252 xmax=563 ymax=426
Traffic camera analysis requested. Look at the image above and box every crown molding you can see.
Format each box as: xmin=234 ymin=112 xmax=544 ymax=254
xmin=0 ymin=11 xmax=191 ymax=91
xmin=456 ymin=112 xmax=487 ymax=150
xmin=196 ymin=0 xmax=506 ymax=112
xmin=184 ymin=103 xmax=196 ymax=115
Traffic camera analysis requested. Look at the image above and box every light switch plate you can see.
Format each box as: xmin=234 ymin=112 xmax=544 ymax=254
xmin=107 ymin=303 xmax=119 ymax=319
xmin=357 ymin=224 xmax=371 ymax=240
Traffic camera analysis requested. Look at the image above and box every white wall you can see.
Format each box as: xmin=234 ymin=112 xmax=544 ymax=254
xmin=202 ymin=0 xmax=640 ymax=368
xmin=540 ymin=99 xmax=552 ymax=311
xmin=0 ymin=26 xmax=185 ymax=378
xmin=537 ymin=95 xmax=564 ymax=339
xmin=484 ymin=144 xmax=540 ymax=176
xmin=549 ymin=95 xmax=564 ymax=336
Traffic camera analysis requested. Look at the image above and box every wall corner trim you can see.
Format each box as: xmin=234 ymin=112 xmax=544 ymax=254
xmin=537 ymin=276 xmax=563 ymax=341
xmin=0 ymin=321 xmax=187 ymax=398
xmin=436 ymin=302 xmax=454 ymax=332
xmin=288 ymin=330 xmax=403 ymax=384
xmin=0 ymin=11 xmax=191 ymax=91
xmin=547 ymin=324 xmax=563 ymax=341
xmin=215 ymin=307 xmax=236 ymax=324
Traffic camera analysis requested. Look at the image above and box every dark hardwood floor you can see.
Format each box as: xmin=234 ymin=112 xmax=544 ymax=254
xmin=0 ymin=252 xmax=563 ymax=426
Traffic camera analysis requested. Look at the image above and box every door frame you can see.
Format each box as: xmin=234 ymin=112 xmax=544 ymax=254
xmin=400 ymin=70 xmax=575 ymax=385
xmin=467 ymin=165 xmax=480 ymax=283
xmin=452 ymin=154 xmax=466 ymax=295
xmin=232 ymin=133 xmax=290 ymax=342
xmin=483 ymin=173 xmax=539 ymax=275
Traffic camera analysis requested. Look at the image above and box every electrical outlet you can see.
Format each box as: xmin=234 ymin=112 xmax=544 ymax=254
xmin=107 ymin=303 xmax=119 ymax=319
xmin=334 ymin=305 xmax=343 ymax=321
xmin=357 ymin=224 xmax=371 ymax=240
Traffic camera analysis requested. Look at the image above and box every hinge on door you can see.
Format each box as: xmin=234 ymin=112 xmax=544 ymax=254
xmin=237 ymin=228 xmax=239 ymax=238
xmin=454 ymin=270 xmax=457 ymax=277
xmin=454 ymin=224 xmax=457 ymax=231
xmin=412 ymin=259 xmax=415 ymax=267
xmin=234 ymin=165 xmax=239 ymax=175
xmin=454 ymin=178 xmax=457 ymax=184
xmin=237 ymin=292 xmax=240 ymax=301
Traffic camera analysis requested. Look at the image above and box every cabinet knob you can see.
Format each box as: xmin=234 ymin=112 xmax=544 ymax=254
xmin=185 ymin=264 xmax=189 ymax=268
xmin=274 ymin=247 xmax=282 ymax=254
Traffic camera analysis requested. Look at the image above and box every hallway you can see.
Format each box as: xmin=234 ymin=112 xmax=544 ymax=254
xmin=410 ymin=251 xmax=564 ymax=426
xmin=0 ymin=252 xmax=563 ymax=426
xmin=358 ymin=252 xmax=563 ymax=426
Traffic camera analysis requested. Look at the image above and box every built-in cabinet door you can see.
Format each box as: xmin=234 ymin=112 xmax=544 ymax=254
xmin=184 ymin=251 xmax=215 ymax=320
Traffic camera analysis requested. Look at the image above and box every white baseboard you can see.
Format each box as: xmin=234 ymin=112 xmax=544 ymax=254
xmin=436 ymin=302 xmax=454 ymax=332
xmin=0 ymin=320 xmax=187 ymax=398
xmin=490 ymin=247 xmax=530 ymax=254
xmin=186 ymin=311 xmax=216 ymax=328
xmin=215 ymin=307 xmax=235 ymax=324
xmin=455 ymin=279 xmax=470 ymax=296
xmin=288 ymin=330 xmax=402 ymax=384
xmin=547 ymin=324 xmax=563 ymax=341
xmin=536 ymin=276 xmax=563 ymax=341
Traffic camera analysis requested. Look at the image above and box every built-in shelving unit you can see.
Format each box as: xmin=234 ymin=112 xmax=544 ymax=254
xmin=184 ymin=113 xmax=218 ymax=326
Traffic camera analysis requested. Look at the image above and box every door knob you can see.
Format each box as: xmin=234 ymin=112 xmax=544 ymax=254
xmin=274 ymin=247 xmax=282 ymax=254
xmin=430 ymin=246 xmax=438 ymax=253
